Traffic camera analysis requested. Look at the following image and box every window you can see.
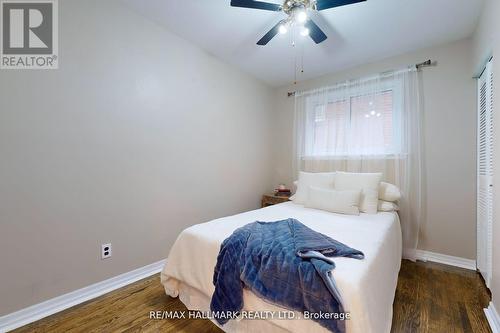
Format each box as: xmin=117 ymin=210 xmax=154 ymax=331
xmin=304 ymin=82 xmax=401 ymax=158
xmin=294 ymin=70 xmax=423 ymax=259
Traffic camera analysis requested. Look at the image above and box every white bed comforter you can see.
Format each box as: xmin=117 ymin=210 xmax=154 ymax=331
xmin=161 ymin=202 xmax=402 ymax=333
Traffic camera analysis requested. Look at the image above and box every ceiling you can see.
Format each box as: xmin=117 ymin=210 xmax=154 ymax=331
xmin=121 ymin=0 xmax=484 ymax=87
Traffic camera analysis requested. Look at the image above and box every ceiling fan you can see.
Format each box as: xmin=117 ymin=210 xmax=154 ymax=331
xmin=231 ymin=0 xmax=366 ymax=45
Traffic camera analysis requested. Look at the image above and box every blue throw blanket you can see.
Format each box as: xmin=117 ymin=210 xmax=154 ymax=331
xmin=210 ymin=218 xmax=364 ymax=332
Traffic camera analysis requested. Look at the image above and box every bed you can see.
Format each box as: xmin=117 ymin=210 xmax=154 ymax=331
xmin=161 ymin=201 xmax=402 ymax=333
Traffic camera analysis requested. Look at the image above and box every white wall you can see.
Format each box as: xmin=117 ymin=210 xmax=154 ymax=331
xmin=473 ymin=0 xmax=500 ymax=313
xmin=271 ymin=38 xmax=477 ymax=260
xmin=0 ymin=0 xmax=274 ymax=315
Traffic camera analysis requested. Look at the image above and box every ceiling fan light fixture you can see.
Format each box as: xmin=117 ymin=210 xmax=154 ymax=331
xmin=231 ymin=0 xmax=368 ymax=46
xmin=296 ymin=9 xmax=308 ymax=23
xmin=300 ymin=27 xmax=310 ymax=36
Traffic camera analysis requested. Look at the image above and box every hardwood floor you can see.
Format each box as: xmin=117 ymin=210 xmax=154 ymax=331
xmin=13 ymin=260 xmax=491 ymax=333
xmin=392 ymin=261 xmax=491 ymax=333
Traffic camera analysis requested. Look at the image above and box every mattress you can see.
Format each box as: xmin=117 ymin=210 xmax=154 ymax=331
xmin=161 ymin=202 xmax=402 ymax=333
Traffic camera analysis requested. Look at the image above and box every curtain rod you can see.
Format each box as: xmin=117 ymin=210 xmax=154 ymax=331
xmin=287 ymin=59 xmax=435 ymax=97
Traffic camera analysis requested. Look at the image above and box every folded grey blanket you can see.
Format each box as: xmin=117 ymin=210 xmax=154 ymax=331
xmin=210 ymin=218 xmax=364 ymax=332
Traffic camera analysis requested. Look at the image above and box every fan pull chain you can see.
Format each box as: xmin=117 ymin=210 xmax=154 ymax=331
xmin=292 ymin=26 xmax=297 ymax=85
xmin=301 ymin=40 xmax=305 ymax=75
xmin=290 ymin=25 xmax=306 ymax=85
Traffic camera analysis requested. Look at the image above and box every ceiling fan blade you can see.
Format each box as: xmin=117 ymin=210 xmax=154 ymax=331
xmin=305 ymin=19 xmax=327 ymax=44
xmin=257 ymin=21 xmax=282 ymax=45
xmin=315 ymin=0 xmax=366 ymax=11
xmin=231 ymin=0 xmax=282 ymax=11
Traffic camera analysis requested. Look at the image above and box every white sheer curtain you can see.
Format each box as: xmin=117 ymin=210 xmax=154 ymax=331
xmin=293 ymin=68 xmax=423 ymax=260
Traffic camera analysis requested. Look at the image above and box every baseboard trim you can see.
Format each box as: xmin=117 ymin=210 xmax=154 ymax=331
xmin=0 ymin=259 xmax=166 ymax=333
xmin=415 ymin=250 xmax=476 ymax=270
xmin=485 ymin=302 xmax=500 ymax=333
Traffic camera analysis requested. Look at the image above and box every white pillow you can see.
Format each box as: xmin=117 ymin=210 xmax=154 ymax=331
xmin=290 ymin=172 xmax=336 ymax=205
xmin=379 ymin=182 xmax=401 ymax=202
xmin=378 ymin=200 xmax=399 ymax=212
xmin=305 ymin=186 xmax=361 ymax=215
xmin=334 ymin=172 xmax=382 ymax=214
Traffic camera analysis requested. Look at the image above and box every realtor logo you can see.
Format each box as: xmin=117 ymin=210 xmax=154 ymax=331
xmin=1 ymin=0 xmax=58 ymax=69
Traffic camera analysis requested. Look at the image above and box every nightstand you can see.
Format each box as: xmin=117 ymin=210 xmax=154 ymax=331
xmin=261 ymin=194 xmax=291 ymax=208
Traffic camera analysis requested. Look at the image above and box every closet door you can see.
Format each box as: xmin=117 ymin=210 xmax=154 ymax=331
xmin=477 ymin=59 xmax=493 ymax=288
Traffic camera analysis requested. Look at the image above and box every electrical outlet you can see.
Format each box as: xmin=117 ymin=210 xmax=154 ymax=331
xmin=101 ymin=243 xmax=112 ymax=259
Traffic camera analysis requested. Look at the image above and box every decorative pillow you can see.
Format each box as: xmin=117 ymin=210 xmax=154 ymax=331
xmin=305 ymin=186 xmax=361 ymax=215
xmin=290 ymin=172 xmax=336 ymax=205
xmin=334 ymin=172 xmax=382 ymax=214
xmin=378 ymin=200 xmax=400 ymax=212
xmin=379 ymin=182 xmax=401 ymax=202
